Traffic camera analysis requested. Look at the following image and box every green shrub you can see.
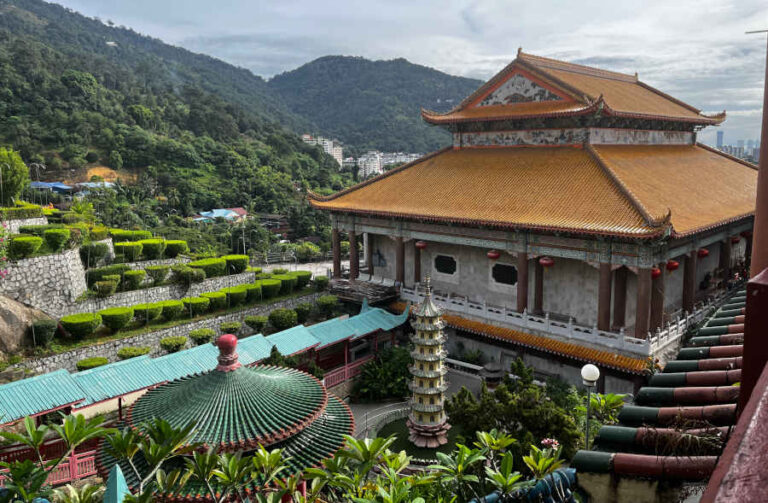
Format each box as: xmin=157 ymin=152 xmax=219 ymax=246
xmin=94 ymin=280 xmax=117 ymax=297
xmin=244 ymin=315 xmax=268 ymax=333
xmin=114 ymin=242 xmax=143 ymax=261
xmin=30 ymin=319 xmax=57 ymax=347
xmin=9 ymin=236 xmax=43 ymax=259
xmin=189 ymin=328 xmax=215 ymax=345
xmin=314 ymin=275 xmax=329 ymax=291
xmin=138 ymin=239 xmax=166 ymax=259
xmin=269 ymin=308 xmax=298 ymax=331
xmin=290 ymin=270 xmax=312 ymax=289
xmin=65 ymin=223 xmax=88 ymax=248
xmin=133 ymin=303 xmax=162 ymax=324
xmin=260 ymin=279 xmax=281 ymax=299
xmin=61 ymin=212 xmax=85 ymax=225
xmin=86 ymin=264 xmax=130 ymax=287
xmin=222 ymin=254 xmax=249 ymax=274
xmin=117 ymin=346 xmax=151 ymax=360
xmin=220 ymin=321 xmax=242 ymax=335
xmin=316 ymin=295 xmax=339 ymax=319
xmin=60 ymin=313 xmax=102 ymax=340
xmin=122 ymin=269 xmax=147 ymax=290
xmin=158 ymin=300 xmax=184 ymax=321
xmin=0 ymin=204 xmax=43 ymax=220
xmin=172 ymin=265 xmax=205 ymax=285
xmin=164 ymin=240 xmax=189 ymax=258
xmin=102 ymin=274 xmax=121 ymax=285
xmin=111 ymin=229 xmax=152 ymax=242
xmin=42 ymin=228 xmax=70 ymax=252
xmin=80 ymin=242 xmax=109 ymax=268
xmin=247 ymin=266 xmax=262 ymax=274
xmin=132 ymin=230 xmax=152 ymax=241
xmin=89 ymin=225 xmax=109 ymax=241
xmin=221 ymin=286 xmax=247 ymax=306
xmin=18 ymin=224 xmax=65 ymax=236
xmin=272 ymin=274 xmax=297 ymax=294
xmin=182 ymin=297 xmax=210 ymax=316
xmin=188 ymin=258 xmax=226 ymax=278
xmin=255 ymin=273 xmax=273 ymax=280
xmin=76 ymin=357 xmax=109 ymax=371
xmin=201 ymin=292 xmax=227 ymax=311
xmin=98 ymin=307 xmax=134 ymax=332
xmin=244 ymin=283 xmax=262 ymax=303
xmin=145 ymin=265 xmax=170 ymax=285
xmin=271 ymin=268 xmax=289 ymax=275
xmin=294 ymin=303 xmax=313 ymax=323
xmin=160 ymin=336 xmax=187 ymax=353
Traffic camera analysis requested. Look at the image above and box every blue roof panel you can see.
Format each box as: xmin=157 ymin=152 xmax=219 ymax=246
xmin=0 ymin=369 xmax=84 ymax=423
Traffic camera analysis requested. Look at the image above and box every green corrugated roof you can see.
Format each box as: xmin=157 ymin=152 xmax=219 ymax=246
xmin=74 ymin=356 xmax=162 ymax=406
xmin=265 ymin=324 xmax=320 ymax=356
xmin=0 ymin=369 xmax=84 ymax=423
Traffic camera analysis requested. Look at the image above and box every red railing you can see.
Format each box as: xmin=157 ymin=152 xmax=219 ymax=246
xmin=323 ymin=355 xmax=374 ymax=388
xmin=0 ymin=437 xmax=101 ymax=464
xmin=0 ymin=450 xmax=97 ymax=487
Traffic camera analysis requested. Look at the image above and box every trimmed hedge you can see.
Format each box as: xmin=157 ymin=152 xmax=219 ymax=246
xmin=244 ymin=315 xmax=268 ymax=333
xmin=98 ymin=307 xmax=134 ymax=332
xmin=158 ymin=300 xmax=184 ymax=321
xmin=269 ymin=308 xmax=298 ymax=331
xmin=221 ymin=286 xmax=247 ymax=307
xmin=102 ymin=274 xmax=121 ymax=286
xmin=272 ymin=274 xmax=297 ymax=294
xmin=172 ymin=265 xmax=205 ymax=285
xmin=18 ymin=224 xmax=65 ymax=236
xmin=114 ymin=242 xmax=143 ymax=261
xmin=133 ymin=303 xmax=162 ymax=324
xmin=145 ymin=265 xmax=170 ymax=285
xmin=314 ymin=275 xmax=329 ymax=291
xmin=86 ymin=264 xmax=130 ymax=287
xmin=111 ymin=229 xmax=152 ymax=242
xmin=272 ymin=268 xmax=289 ymax=274
xmin=43 ymin=228 xmax=70 ymax=252
xmin=260 ymin=279 xmax=281 ymax=299
xmin=117 ymin=346 xmax=151 ymax=360
xmin=89 ymin=225 xmax=109 ymax=241
xmin=0 ymin=204 xmax=43 ymax=220
xmin=244 ymin=283 xmax=262 ymax=303
xmin=94 ymin=280 xmax=117 ymax=298
xmin=201 ymin=292 xmax=226 ymax=311
xmin=30 ymin=319 xmax=57 ymax=347
xmin=122 ymin=269 xmax=146 ymax=290
xmin=220 ymin=321 xmax=242 ymax=335
xmin=60 ymin=313 xmax=102 ymax=340
xmin=294 ymin=302 xmax=313 ymax=324
xmin=188 ymin=258 xmax=226 ymax=278
xmin=160 ymin=336 xmax=187 ymax=353
xmin=138 ymin=239 xmax=166 ymax=259
xmin=255 ymin=273 xmax=273 ymax=280
xmin=317 ymin=295 xmax=339 ymax=319
xmin=9 ymin=236 xmax=43 ymax=259
xmin=247 ymin=266 xmax=262 ymax=274
xmin=222 ymin=254 xmax=249 ymax=274
xmin=76 ymin=357 xmax=109 ymax=371
xmin=164 ymin=240 xmax=189 ymax=258
xmin=182 ymin=296 xmax=210 ymax=316
xmin=290 ymin=271 xmax=313 ymax=289
xmin=189 ymin=328 xmax=215 ymax=345
xmin=80 ymin=242 xmax=109 ymax=268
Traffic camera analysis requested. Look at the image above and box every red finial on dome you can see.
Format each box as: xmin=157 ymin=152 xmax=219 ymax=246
xmin=216 ymin=334 xmax=241 ymax=372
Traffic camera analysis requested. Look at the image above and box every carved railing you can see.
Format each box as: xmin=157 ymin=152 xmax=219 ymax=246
xmin=0 ymin=450 xmax=97 ymax=487
xmin=322 ymin=355 xmax=374 ymax=388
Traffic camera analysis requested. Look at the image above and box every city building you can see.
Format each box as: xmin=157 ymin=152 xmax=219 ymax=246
xmin=311 ymin=50 xmax=758 ymax=393
xmin=717 ymin=130 xmax=724 ymax=148
xmin=358 ymin=150 xmax=383 ymax=178
xmin=302 ymin=134 xmax=343 ymax=167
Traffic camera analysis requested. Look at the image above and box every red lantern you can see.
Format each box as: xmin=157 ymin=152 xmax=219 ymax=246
xmin=697 ymin=248 xmax=709 ymax=258
xmin=741 ymin=230 xmax=753 ymax=239
xmin=415 ymin=240 xmax=427 ymax=250
xmin=651 ymin=267 xmax=661 ymax=279
xmin=487 ymin=249 xmax=501 ymax=260
xmin=666 ymin=260 xmax=679 ymax=272
xmin=539 ymin=256 xmax=555 ymax=267
xmin=731 ymin=236 xmax=740 ymax=244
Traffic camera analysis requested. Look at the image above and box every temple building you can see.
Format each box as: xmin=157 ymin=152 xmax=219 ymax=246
xmin=310 ymin=50 xmax=758 ymax=392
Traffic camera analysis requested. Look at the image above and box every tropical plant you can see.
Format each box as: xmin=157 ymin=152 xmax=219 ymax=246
xmin=522 ymin=441 xmax=565 ymax=480
xmin=428 ymin=444 xmax=486 ymax=502
xmin=52 ymin=483 xmax=104 ymax=503
xmin=352 ymin=346 xmax=411 ymax=401
xmin=0 ymin=148 xmax=30 ymax=205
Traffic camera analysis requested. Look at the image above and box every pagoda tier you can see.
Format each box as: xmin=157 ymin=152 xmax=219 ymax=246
xmin=407 ymin=276 xmax=451 ymax=448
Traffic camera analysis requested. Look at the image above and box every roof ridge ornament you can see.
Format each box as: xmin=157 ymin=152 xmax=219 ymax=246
xmin=216 ymin=334 xmax=242 ymax=372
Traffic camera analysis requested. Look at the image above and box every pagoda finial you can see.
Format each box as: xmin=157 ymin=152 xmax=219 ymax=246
xmin=424 ymin=274 xmax=433 ymax=297
xmin=216 ymin=334 xmax=242 ymax=372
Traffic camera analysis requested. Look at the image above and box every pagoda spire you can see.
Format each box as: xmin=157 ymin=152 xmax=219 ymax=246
xmin=406 ymin=275 xmax=451 ymax=448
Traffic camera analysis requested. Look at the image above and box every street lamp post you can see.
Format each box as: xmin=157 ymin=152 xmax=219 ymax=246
xmin=581 ymin=363 xmax=600 ymax=450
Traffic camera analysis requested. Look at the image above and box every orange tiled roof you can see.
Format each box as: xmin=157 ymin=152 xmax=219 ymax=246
xmin=309 ymin=146 xmax=655 ymax=237
xmin=593 ymin=144 xmax=757 ymax=236
xmin=422 ymin=100 xmax=592 ymax=123
xmin=424 ymin=51 xmax=725 ymax=125
xmin=390 ymin=302 xmax=647 ymax=374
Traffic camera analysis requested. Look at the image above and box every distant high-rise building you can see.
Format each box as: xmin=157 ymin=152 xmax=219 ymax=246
xmin=301 ymin=134 xmax=343 ymax=168
xmin=716 ymin=131 xmax=724 ymax=148
xmin=737 ymin=139 xmax=745 ymax=149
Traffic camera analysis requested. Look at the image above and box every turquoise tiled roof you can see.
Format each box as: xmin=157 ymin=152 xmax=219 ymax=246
xmin=0 ymin=369 xmax=84 ymax=422
xmin=266 ymin=324 xmax=320 ymax=356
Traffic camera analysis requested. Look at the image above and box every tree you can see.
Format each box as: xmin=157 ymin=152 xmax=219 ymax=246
xmin=0 ymin=147 xmax=30 ymax=205
xmin=108 ymin=150 xmax=123 ymax=170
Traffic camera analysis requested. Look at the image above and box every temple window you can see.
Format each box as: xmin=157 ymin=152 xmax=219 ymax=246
xmin=434 ymin=254 xmax=457 ymax=275
xmin=420 ymin=380 xmax=423 ymax=387
xmin=419 ymin=414 xmax=423 ymax=421
xmin=430 ymin=397 xmax=434 ymax=404
xmin=420 ymin=347 xmax=424 ymax=354
xmin=419 ymin=397 xmax=423 ymax=404
xmin=492 ymin=263 xmax=518 ymax=286
xmin=419 ymin=363 xmax=424 ymax=370
xmin=430 ymin=415 xmax=435 ymax=422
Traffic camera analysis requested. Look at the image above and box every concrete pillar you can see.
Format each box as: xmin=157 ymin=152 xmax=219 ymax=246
xmin=366 ymin=233 xmax=374 ymax=276
xmin=414 ymin=243 xmax=421 ymax=284
xmin=597 ymin=263 xmax=612 ymax=331
xmin=650 ymin=265 xmax=665 ymax=331
xmin=613 ymin=266 xmax=628 ymax=329
xmin=517 ymin=252 xmax=529 ymax=313
xmin=349 ymin=231 xmax=359 ymax=280
xmin=534 ymin=259 xmax=544 ymax=315
xmin=332 ymin=228 xmax=341 ymax=278
xmin=395 ymin=237 xmax=405 ymax=285
xmin=749 ymin=32 xmax=768 ymax=278
xmin=635 ymin=267 xmax=652 ymax=339
xmin=720 ymin=239 xmax=732 ymax=285
xmin=683 ymin=251 xmax=698 ymax=313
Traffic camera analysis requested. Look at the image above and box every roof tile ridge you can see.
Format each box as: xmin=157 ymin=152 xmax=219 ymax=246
xmin=695 ymin=142 xmax=759 ymax=171
xmin=518 ymin=51 xmax=637 ymax=82
xmin=514 ymin=59 xmax=592 ymax=103
xmin=634 ymin=80 xmax=708 ymax=116
xmin=585 ymin=143 xmax=668 ymax=230
xmin=672 ymin=210 xmax=756 ymax=239
xmin=308 ymin=146 xmax=453 ymax=202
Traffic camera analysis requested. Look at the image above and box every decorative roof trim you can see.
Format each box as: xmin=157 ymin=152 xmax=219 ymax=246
xmin=672 ymin=211 xmax=755 ymax=239
xmin=421 ymin=100 xmax=598 ymax=124
xmin=518 ymin=50 xmax=638 ymax=83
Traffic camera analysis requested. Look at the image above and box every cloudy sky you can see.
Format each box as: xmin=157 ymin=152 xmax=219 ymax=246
xmin=57 ymin=0 xmax=768 ymax=145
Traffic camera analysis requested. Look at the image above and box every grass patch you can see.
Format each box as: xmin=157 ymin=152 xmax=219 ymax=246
xmin=375 ymin=418 xmax=463 ymax=461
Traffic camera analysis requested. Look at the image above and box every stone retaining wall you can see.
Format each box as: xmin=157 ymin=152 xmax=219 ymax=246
xmin=121 ymin=256 xmax=190 ymax=270
xmin=16 ymin=292 xmax=322 ymax=374
xmin=2 ymin=217 xmax=48 ymax=234
xmin=0 ymin=249 xmax=87 ymax=317
xmin=62 ymin=271 xmax=257 ymax=316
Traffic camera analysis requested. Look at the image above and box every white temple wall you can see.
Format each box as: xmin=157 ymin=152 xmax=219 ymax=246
xmin=541 ymin=257 xmax=599 ymax=326
xmin=665 ymin=266 xmax=684 ymax=312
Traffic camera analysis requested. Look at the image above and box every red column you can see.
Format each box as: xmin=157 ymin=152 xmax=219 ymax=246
xmin=738 ymin=268 xmax=768 ymax=413
xmin=720 ymin=239 xmax=732 ymax=285
xmin=635 ymin=267 xmax=652 ymax=339
xmin=750 ymin=33 xmax=768 ymax=278
xmin=517 ymin=252 xmax=529 ymax=313
xmin=332 ymin=228 xmax=341 ymax=279
xmin=395 ymin=237 xmax=405 ymax=285
xmin=414 ymin=242 xmax=421 ymax=284
xmin=366 ymin=233 xmax=374 ymax=276
xmin=597 ymin=263 xmax=612 ymax=331
xmin=533 ymin=260 xmax=544 ymax=315
xmin=349 ymin=231 xmax=359 ymax=280
xmin=650 ymin=264 xmax=666 ymax=331
xmin=683 ymin=250 xmax=697 ymax=313
xmin=613 ymin=266 xmax=628 ymax=329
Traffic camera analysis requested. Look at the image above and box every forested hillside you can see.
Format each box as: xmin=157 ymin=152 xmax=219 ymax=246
xmin=269 ymin=56 xmax=482 ymax=153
